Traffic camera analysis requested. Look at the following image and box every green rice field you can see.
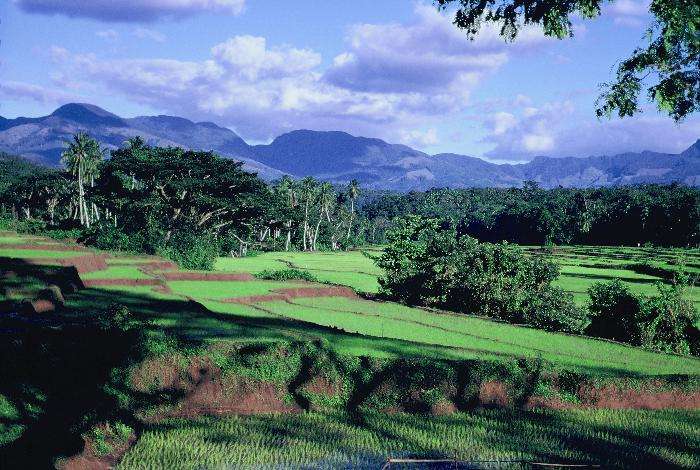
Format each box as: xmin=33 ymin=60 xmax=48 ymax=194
xmin=119 ymin=409 xmax=700 ymax=469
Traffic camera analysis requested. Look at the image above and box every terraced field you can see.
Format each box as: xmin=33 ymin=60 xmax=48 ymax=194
xmin=2 ymin=232 xmax=699 ymax=376
xmin=2 ymin=232 xmax=700 ymax=468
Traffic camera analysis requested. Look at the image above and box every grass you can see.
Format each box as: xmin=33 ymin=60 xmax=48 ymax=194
xmin=0 ymin=249 xmax=79 ymax=259
xmin=1 ymin=233 xmax=697 ymax=377
xmin=260 ymin=297 xmax=700 ymax=375
xmin=118 ymin=409 xmax=700 ymax=469
xmin=81 ymin=266 xmax=151 ymax=280
xmin=167 ymin=280 xmax=308 ymax=299
xmin=3 ymin=233 xmax=700 ymax=467
xmin=216 ymin=250 xmax=381 ymax=293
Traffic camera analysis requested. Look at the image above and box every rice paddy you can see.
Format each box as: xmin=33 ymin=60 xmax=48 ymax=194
xmin=118 ymin=409 xmax=700 ymax=469
xmin=2 ymin=233 xmax=700 ymax=468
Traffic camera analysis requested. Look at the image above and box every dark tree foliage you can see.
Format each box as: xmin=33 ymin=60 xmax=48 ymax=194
xmin=361 ymin=183 xmax=700 ymax=247
xmin=377 ymin=216 xmax=588 ymax=333
xmin=436 ymin=0 xmax=700 ymax=121
xmin=587 ymin=278 xmax=699 ymax=355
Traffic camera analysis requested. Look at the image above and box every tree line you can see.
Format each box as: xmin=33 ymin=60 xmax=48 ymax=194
xmin=0 ymin=134 xmax=367 ymax=269
xmin=360 ymin=182 xmax=700 ymax=247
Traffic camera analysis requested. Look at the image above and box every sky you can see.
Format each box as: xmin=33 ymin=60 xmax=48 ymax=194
xmin=1 ymin=0 xmax=699 ymax=162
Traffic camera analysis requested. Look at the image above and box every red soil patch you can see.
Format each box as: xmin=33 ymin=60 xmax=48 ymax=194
xmin=25 ymin=254 xmax=108 ymax=274
xmin=59 ymin=427 xmax=136 ymax=470
xmin=27 ymin=299 xmax=57 ymax=314
xmin=304 ymin=376 xmax=342 ymax=396
xmin=431 ymin=400 xmax=458 ymax=416
xmin=577 ymin=384 xmax=700 ymax=409
xmin=222 ymin=286 xmax=357 ymax=304
xmin=82 ymin=278 xmax=164 ymax=288
xmin=478 ymin=381 xmax=511 ymax=408
xmin=132 ymin=356 xmax=299 ymax=422
xmin=159 ymin=271 xmax=254 ymax=281
xmin=137 ymin=261 xmax=178 ymax=272
xmin=0 ymin=243 xmax=89 ymax=252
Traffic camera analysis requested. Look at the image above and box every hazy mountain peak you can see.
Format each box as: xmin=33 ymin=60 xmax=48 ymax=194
xmin=681 ymin=139 xmax=700 ymax=158
xmin=50 ymin=103 xmax=126 ymax=127
xmin=0 ymin=103 xmax=697 ymax=189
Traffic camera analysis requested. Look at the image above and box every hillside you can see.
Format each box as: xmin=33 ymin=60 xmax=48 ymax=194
xmin=1 ymin=103 xmax=699 ymax=189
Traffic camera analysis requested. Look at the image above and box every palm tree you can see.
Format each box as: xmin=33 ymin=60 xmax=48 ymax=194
xmin=346 ymin=179 xmax=360 ymax=239
xmin=61 ymin=132 xmax=103 ymax=227
xmin=299 ymin=176 xmax=318 ymax=251
xmin=276 ymin=176 xmax=297 ymax=251
xmin=312 ymin=182 xmax=334 ymax=251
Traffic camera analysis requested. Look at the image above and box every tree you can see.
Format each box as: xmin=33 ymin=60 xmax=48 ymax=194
xmin=346 ymin=179 xmax=360 ymax=239
xmin=436 ymin=0 xmax=699 ymax=121
xmin=61 ymin=132 xmax=103 ymax=228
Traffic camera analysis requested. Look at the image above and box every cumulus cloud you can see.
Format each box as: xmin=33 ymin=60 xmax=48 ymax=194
xmin=606 ymin=0 xmax=650 ymax=28
xmin=0 ymin=80 xmax=80 ymax=104
xmin=133 ymin=28 xmax=166 ymax=43
xmin=13 ymin=0 xmax=245 ymax=22
xmin=399 ymin=128 xmax=439 ymax=148
xmin=41 ymin=5 xmax=551 ymax=143
xmin=481 ymin=98 xmax=700 ymax=160
xmin=324 ymin=4 xmax=546 ymax=95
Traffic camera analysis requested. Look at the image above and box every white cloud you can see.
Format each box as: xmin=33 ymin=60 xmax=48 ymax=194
xmin=324 ymin=4 xmax=546 ymax=96
xmin=133 ymin=28 xmax=166 ymax=43
xmin=399 ymin=128 xmax=439 ymax=148
xmin=606 ymin=0 xmax=650 ymax=28
xmin=0 ymin=80 xmax=80 ymax=104
xmin=43 ymin=5 xmax=547 ymax=142
xmin=481 ymin=98 xmax=700 ymax=159
xmin=14 ymin=0 xmax=245 ymax=22
xmin=96 ymin=29 xmax=119 ymax=41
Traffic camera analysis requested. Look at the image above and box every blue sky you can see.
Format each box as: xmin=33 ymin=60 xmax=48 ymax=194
xmin=1 ymin=0 xmax=698 ymax=161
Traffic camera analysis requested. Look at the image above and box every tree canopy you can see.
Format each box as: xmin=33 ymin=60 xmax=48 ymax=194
xmin=436 ymin=0 xmax=700 ymax=121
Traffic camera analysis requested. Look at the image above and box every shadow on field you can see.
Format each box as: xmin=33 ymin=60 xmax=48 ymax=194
xmin=0 ymin=258 xmax=688 ymax=467
xmin=0 ymin=259 xmax=197 ymax=468
xmin=129 ymin=408 xmax=697 ymax=468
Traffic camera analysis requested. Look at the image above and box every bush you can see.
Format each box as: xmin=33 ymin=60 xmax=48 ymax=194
xmin=159 ymin=231 xmax=221 ymax=271
xmin=80 ymin=225 xmax=150 ymax=253
xmin=377 ymin=216 xmax=582 ymax=333
xmin=524 ymin=287 xmax=589 ymax=334
xmin=586 ymin=279 xmax=641 ymax=343
xmin=637 ymin=282 xmax=699 ymax=356
xmin=255 ymin=269 xmax=318 ymax=282
xmin=13 ymin=218 xmax=46 ymax=234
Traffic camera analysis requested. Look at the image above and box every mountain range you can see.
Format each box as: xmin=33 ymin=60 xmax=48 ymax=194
xmin=1 ymin=103 xmax=698 ymax=189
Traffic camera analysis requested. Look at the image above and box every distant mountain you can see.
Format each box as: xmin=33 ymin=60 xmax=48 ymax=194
xmin=1 ymin=103 xmax=698 ymax=189
xmin=0 ymin=103 xmax=282 ymax=179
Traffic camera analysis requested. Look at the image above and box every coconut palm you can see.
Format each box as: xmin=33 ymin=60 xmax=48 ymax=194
xmin=346 ymin=179 xmax=360 ymax=239
xmin=61 ymin=132 xmax=103 ymax=227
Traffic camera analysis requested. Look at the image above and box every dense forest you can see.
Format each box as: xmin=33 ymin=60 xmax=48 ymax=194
xmin=1 ymin=134 xmax=699 ymax=271
xmin=361 ymin=183 xmax=700 ymax=247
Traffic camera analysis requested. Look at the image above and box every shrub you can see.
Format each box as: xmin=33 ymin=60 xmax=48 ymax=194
xmin=158 ymin=231 xmax=220 ymax=271
xmin=377 ymin=216 xmax=579 ymax=332
xmin=255 ymin=269 xmax=318 ymax=282
xmin=80 ymin=225 xmax=149 ymax=253
xmin=586 ymin=279 xmax=641 ymax=343
xmin=637 ymin=282 xmax=699 ymax=356
xmin=523 ymin=287 xmax=589 ymax=334
xmin=13 ymin=218 xmax=46 ymax=234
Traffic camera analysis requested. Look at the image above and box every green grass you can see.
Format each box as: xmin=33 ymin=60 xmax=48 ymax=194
xmin=0 ymin=249 xmax=79 ymax=259
xmin=216 ymin=250 xmax=382 ymax=293
xmin=259 ymin=297 xmax=700 ymax=375
xmin=81 ymin=266 xmax=151 ymax=280
xmin=167 ymin=280 xmax=308 ymax=299
xmin=118 ymin=409 xmax=700 ymax=469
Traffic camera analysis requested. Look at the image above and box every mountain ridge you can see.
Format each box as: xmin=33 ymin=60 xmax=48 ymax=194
xmin=0 ymin=103 xmax=698 ymax=189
